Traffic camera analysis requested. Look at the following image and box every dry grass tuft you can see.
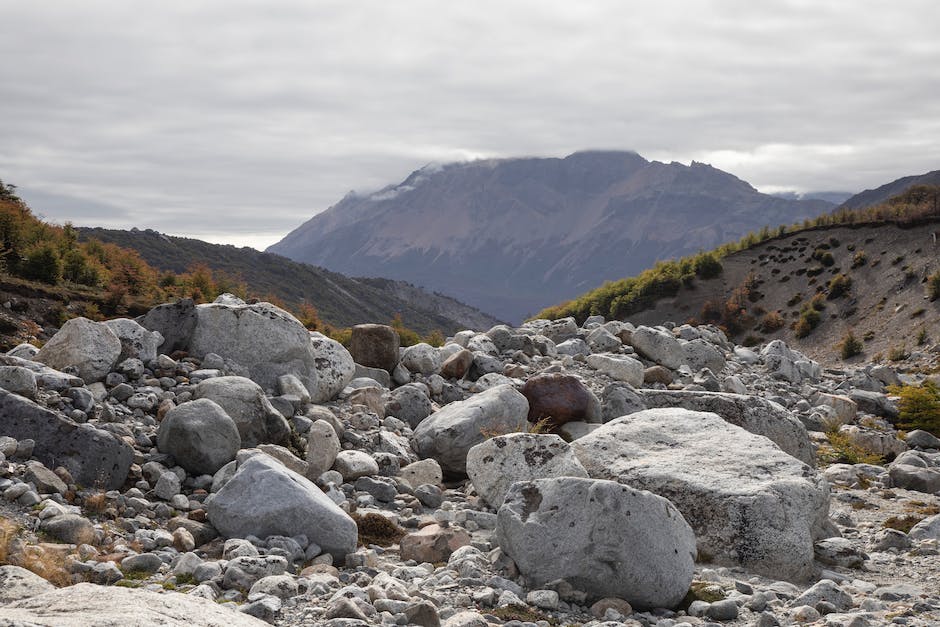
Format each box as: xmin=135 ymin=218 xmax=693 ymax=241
xmin=0 ymin=515 xmax=72 ymax=586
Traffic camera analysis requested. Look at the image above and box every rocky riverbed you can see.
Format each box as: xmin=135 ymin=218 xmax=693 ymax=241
xmin=0 ymin=295 xmax=938 ymax=627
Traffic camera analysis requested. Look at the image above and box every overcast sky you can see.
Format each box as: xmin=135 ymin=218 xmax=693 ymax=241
xmin=2 ymin=1 xmax=939 ymax=249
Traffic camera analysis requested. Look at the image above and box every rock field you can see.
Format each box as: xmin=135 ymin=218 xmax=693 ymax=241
xmin=0 ymin=294 xmax=939 ymax=626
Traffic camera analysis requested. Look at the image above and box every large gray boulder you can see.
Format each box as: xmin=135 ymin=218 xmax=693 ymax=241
xmin=157 ymin=399 xmax=241 ymax=475
xmin=34 ymin=317 xmax=121 ymax=383
xmin=572 ymin=408 xmax=830 ymax=582
xmin=496 ymin=477 xmax=696 ymax=609
xmin=682 ymin=338 xmax=726 ymax=373
xmin=188 ymin=299 xmax=319 ymax=395
xmin=195 ymin=376 xmax=290 ymax=447
xmin=207 ymin=453 xmax=357 ymax=560
xmin=641 ymin=389 xmax=815 ymax=466
xmin=413 ymin=384 xmax=528 ymax=476
xmin=138 ymin=298 xmax=197 ymax=355
xmin=0 ymin=565 xmax=55 ymax=603
xmin=0 ymin=582 xmax=268 ymax=626
xmin=466 ymin=433 xmax=588 ymax=507
xmin=309 ymin=332 xmax=356 ymax=402
xmin=0 ymin=389 xmax=132 ymax=489
xmin=401 ymin=343 xmax=442 ymax=375
xmin=761 ymin=340 xmax=820 ymax=384
xmin=585 ymin=354 xmax=644 ymax=387
xmin=601 ymin=382 xmax=647 ymax=424
xmin=103 ymin=318 xmax=164 ymax=364
xmin=385 ymin=384 xmax=434 ymax=428
xmin=630 ymin=326 xmax=684 ymax=369
xmin=888 ymin=450 xmax=940 ymax=494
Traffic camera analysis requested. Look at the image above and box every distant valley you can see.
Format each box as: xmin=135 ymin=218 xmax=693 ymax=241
xmin=268 ymin=151 xmax=836 ymax=323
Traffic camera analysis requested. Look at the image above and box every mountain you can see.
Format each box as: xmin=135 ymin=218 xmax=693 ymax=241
xmin=78 ymin=227 xmax=501 ymax=334
xmin=840 ymin=170 xmax=940 ymax=210
xmin=772 ymin=191 xmax=854 ymax=205
xmin=268 ymin=150 xmax=835 ymax=323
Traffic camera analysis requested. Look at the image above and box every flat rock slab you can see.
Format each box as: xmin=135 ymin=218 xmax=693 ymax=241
xmin=640 ymin=390 xmax=815 ymax=466
xmin=572 ymin=408 xmax=830 ymax=582
xmin=0 ymin=582 xmax=268 ymax=626
xmin=0 ymin=389 xmax=132 ymax=490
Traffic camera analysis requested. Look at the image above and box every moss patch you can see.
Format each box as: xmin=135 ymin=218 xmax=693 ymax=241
xmin=352 ymin=512 xmax=405 ymax=547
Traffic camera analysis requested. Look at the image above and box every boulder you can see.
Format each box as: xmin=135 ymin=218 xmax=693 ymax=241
xmin=682 ymin=339 xmax=726 ymax=373
xmin=440 ymin=348 xmax=474 ymax=379
xmin=103 ymin=318 xmax=164 ymax=364
xmin=306 ymin=419 xmax=341 ymax=481
xmin=188 ymin=299 xmax=319 ymax=395
xmin=848 ymin=389 xmax=898 ymax=420
xmin=207 ymin=453 xmax=357 ymax=560
xmin=0 ymin=582 xmax=268 ymax=626
xmin=0 ymin=366 xmax=37 ymax=399
xmin=401 ymin=343 xmax=442 ymax=375
xmin=35 ymin=317 xmax=121 ymax=383
xmin=814 ymin=393 xmax=858 ymax=425
xmin=138 ymin=298 xmax=197 ymax=355
xmin=496 ymin=477 xmax=696 ymax=609
xmin=0 ymin=389 xmax=132 ymax=489
xmin=466 ymin=433 xmax=588 ymax=507
xmin=572 ymin=408 xmax=830 ymax=581
xmin=585 ymin=354 xmax=644 ymax=387
xmin=349 ymin=324 xmax=400 ymax=372
xmin=586 ymin=327 xmax=621 ymax=353
xmin=310 ymin=332 xmax=356 ymax=402
xmin=838 ymin=425 xmax=907 ymax=459
xmin=413 ymin=384 xmax=529 ymax=476
xmin=0 ymin=565 xmax=55 ymax=603
xmin=630 ymin=326 xmax=683 ymax=369
xmin=888 ymin=451 xmax=940 ymax=493
xmin=640 ymin=390 xmax=815 ymax=466
xmin=906 ymin=429 xmax=940 ymax=450
xmin=157 ymin=399 xmax=241 ymax=475
xmin=521 ymin=373 xmax=601 ymax=427
xmin=385 ymin=384 xmax=434 ymax=428
xmin=760 ymin=340 xmax=820 ymax=384
xmin=400 ymin=524 xmax=471 ymax=564
xmin=908 ymin=514 xmax=940 ymax=541
xmin=195 ymin=376 xmax=290 ymax=447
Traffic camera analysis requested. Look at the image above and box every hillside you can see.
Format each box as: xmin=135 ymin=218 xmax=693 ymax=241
xmin=540 ymin=186 xmax=940 ymax=364
xmin=840 ymin=169 xmax=940 ymax=210
xmin=78 ymin=227 xmax=500 ymax=334
xmin=267 ymin=150 xmax=834 ymax=323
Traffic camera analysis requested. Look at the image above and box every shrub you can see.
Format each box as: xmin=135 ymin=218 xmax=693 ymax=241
xmin=851 ymin=251 xmax=867 ymax=268
xmin=821 ymin=429 xmax=884 ymax=466
xmin=827 ymin=274 xmax=853 ymax=299
xmin=19 ymin=242 xmax=62 ymax=284
xmin=917 ymin=327 xmax=929 ymax=346
xmin=758 ymin=311 xmax=785 ymax=332
xmin=693 ymin=252 xmax=722 ymax=279
xmin=838 ymin=331 xmax=862 ymax=359
xmin=888 ymin=345 xmax=910 ymax=362
xmin=888 ymin=383 xmax=940 ymax=436
xmin=927 ymin=271 xmax=940 ymax=301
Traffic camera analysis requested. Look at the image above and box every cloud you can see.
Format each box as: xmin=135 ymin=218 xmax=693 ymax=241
xmin=1 ymin=0 xmax=938 ymax=249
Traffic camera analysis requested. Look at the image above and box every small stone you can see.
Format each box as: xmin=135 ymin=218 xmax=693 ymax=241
xmin=705 ymin=598 xmax=739 ymax=620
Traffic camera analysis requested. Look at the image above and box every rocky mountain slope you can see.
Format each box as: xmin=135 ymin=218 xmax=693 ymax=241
xmin=80 ymin=227 xmax=501 ymax=334
xmin=616 ymin=216 xmax=940 ymax=365
xmin=1 ymin=295 xmax=939 ymax=626
xmin=841 ymin=170 xmax=940 ymax=210
xmin=267 ymin=151 xmax=835 ymax=323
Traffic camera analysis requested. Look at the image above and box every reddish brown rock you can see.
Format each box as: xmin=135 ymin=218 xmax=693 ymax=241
xmin=440 ymin=349 xmax=473 ymax=379
xmin=643 ymin=366 xmax=674 ymax=385
xmin=399 ymin=523 xmax=471 ymax=563
xmin=349 ymin=324 xmax=400 ymax=372
xmin=522 ymin=373 xmax=598 ymax=427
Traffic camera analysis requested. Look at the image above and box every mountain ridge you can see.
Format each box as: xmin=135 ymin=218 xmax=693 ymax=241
xmin=77 ymin=227 xmax=502 ymax=334
xmin=268 ymin=150 xmax=835 ymax=322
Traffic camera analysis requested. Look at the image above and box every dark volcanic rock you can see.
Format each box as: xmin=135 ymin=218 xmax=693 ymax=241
xmin=0 ymin=389 xmax=133 ymax=490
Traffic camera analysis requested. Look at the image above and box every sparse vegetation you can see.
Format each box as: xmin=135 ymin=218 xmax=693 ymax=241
xmin=794 ymin=295 xmax=826 ymax=339
xmin=351 ymin=512 xmax=406 ymax=547
xmin=758 ymin=311 xmax=785 ymax=333
xmin=884 ymin=515 xmax=924 ymax=534
xmin=888 ymin=383 xmax=940 ymax=436
xmin=888 ymin=345 xmax=910 ymax=362
xmin=838 ymin=331 xmax=863 ymax=359
xmin=827 ymin=273 xmax=852 ymax=299
xmin=917 ymin=327 xmax=929 ymax=346
xmin=927 ymin=271 xmax=940 ymax=301
xmin=821 ymin=429 xmax=884 ymax=466
xmin=535 ymin=185 xmax=940 ymax=324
